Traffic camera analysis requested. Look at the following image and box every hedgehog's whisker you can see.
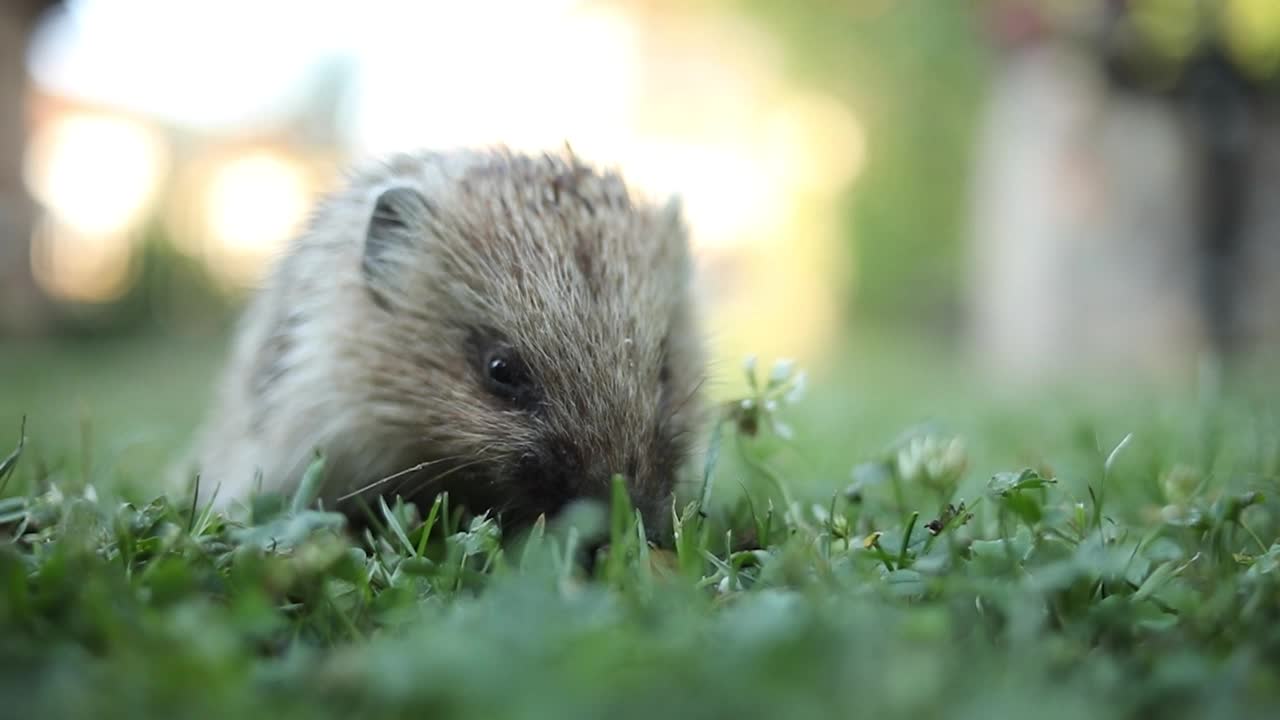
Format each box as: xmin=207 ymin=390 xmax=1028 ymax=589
xmin=669 ymin=376 xmax=708 ymax=419
xmin=337 ymin=454 xmax=472 ymax=501
xmin=384 ymin=454 xmax=494 ymax=502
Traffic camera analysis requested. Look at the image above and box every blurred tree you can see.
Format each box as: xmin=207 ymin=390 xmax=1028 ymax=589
xmin=968 ymin=0 xmax=1280 ymax=378
xmin=1097 ymin=0 xmax=1280 ymax=358
xmin=0 ymin=0 xmax=60 ymax=337
xmin=732 ymin=0 xmax=987 ymax=334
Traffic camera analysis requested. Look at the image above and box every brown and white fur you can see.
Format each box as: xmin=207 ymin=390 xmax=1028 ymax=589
xmin=185 ymin=148 xmax=707 ymax=536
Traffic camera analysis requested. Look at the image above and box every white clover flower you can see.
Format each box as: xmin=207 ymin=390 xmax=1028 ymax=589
xmin=784 ymin=370 xmax=807 ymax=404
xmin=895 ymin=438 xmax=926 ymax=483
xmin=923 ymin=436 xmax=967 ymax=484
xmin=771 ymin=418 xmax=795 ymax=440
xmin=894 ymin=434 xmax=967 ymax=491
xmin=768 ymin=358 xmax=796 ymax=387
xmin=716 ymin=576 xmax=743 ymax=594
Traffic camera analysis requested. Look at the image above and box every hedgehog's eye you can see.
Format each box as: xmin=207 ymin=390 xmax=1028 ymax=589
xmin=487 ymin=354 xmax=519 ymax=387
xmin=482 ymin=348 xmax=535 ymax=405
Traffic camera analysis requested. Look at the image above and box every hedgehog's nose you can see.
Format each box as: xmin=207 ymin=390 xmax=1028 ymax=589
xmin=579 ymin=511 xmax=663 ymax=573
xmin=515 ymin=450 xmax=576 ymax=515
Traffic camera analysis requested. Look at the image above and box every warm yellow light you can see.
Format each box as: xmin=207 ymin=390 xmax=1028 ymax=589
xmin=30 ymin=218 xmax=135 ymax=303
xmin=24 ymin=112 xmax=165 ymax=236
xmin=349 ymin=3 xmax=637 ymax=157
xmin=203 ymin=151 xmax=311 ymax=285
xmin=617 ymin=139 xmax=786 ymax=252
xmin=761 ymin=92 xmax=866 ymax=195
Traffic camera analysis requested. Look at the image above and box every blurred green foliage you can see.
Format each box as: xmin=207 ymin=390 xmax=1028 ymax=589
xmin=735 ymin=0 xmax=988 ymax=331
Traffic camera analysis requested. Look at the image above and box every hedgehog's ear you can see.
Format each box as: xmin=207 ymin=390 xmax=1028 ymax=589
xmin=363 ymin=185 xmax=429 ymax=309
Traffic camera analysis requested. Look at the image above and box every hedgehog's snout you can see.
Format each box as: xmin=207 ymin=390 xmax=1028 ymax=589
xmin=507 ymin=433 xmax=668 ymax=538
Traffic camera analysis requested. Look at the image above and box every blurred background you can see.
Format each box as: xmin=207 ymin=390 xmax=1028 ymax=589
xmin=3 ymin=0 xmax=1280 ymax=484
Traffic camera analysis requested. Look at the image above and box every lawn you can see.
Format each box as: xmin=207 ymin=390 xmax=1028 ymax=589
xmin=2 ymin=335 xmax=1280 ymax=719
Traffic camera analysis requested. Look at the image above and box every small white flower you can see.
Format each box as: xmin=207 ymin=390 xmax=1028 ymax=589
xmin=896 ymin=441 xmax=924 ymax=483
xmin=771 ymin=419 xmax=795 ymax=441
xmin=769 ymin=358 xmax=796 ymax=386
xmin=895 ymin=434 xmax=967 ymax=489
xmin=924 ymin=437 xmax=964 ymax=480
xmin=717 ymin=576 xmax=742 ymax=594
xmin=784 ymin=370 xmax=807 ymax=404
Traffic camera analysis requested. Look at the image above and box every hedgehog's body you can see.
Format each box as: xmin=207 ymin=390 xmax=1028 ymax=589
xmin=188 ymin=148 xmax=706 ymax=534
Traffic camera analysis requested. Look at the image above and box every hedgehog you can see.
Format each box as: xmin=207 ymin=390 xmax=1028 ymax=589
xmin=186 ymin=147 xmax=707 ymax=538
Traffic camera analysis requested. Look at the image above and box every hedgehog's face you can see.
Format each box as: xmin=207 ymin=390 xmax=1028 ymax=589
xmin=358 ymin=153 xmax=706 ymax=541
xmin=460 ymin=316 xmax=703 ymax=537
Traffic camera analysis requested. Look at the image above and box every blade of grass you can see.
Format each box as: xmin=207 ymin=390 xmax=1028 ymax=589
xmin=0 ymin=416 xmax=28 ymax=496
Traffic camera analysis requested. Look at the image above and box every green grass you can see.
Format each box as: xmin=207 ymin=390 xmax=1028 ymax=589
xmin=3 ymin=338 xmax=1280 ymax=719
